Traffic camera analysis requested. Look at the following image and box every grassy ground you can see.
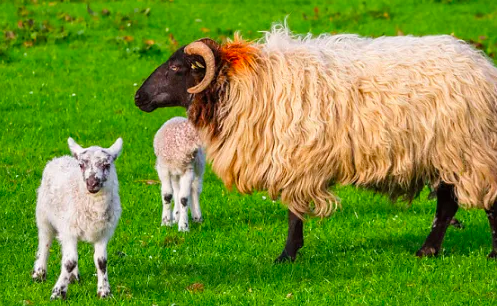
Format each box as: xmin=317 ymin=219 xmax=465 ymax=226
xmin=2 ymin=0 xmax=497 ymax=304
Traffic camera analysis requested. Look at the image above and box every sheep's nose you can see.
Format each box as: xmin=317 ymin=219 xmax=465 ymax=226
xmin=86 ymin=177 xmax=101 ymax=193
xmin=89 ymin=180 xmax=99 ymax=187
xmin=135 ymin=91 xmax=147 ymax=105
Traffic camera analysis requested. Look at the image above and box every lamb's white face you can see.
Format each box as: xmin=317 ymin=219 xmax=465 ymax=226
xmin=68 ymin=138 xmax=123 ymax=194
xmin=77 ymin=149 xmax=114 ymax=193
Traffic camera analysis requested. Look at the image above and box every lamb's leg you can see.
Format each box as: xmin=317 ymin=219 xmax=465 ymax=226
xmin=94 ymin=240 xmax=111 ymax=298
xmin=158 ymin=167 xmax=174 ymax=226
xmin=51 ymin=236 xmax=78 ymax=300
xmin=32 ymin=219 xmax=54 ymax=282
xmin=190 ymin=174 xmax=203 ymax=223
xmin=172 ymin=176 xmax=180 ymax=224
xmin=275 ymin=210 xmax=304 ymax=263
xmin=177 ymin=169 xmax=195 ymax=232
xmin=485 ymin=202 xmax=497 ymax=258
xmin=416 ymin=183 xmax=458 ymax=257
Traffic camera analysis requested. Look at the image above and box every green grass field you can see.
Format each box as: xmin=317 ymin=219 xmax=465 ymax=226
xmin=2 ymin=0 xmax=497 ymax=304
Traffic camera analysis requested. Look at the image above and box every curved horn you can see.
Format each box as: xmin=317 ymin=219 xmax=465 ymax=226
xmin=185 ymin=41 xmax=216 ymax=94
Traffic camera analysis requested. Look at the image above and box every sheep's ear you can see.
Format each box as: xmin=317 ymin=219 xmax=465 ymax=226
xmin=107 ymin=138 xmax=123 ymax=160
xmin=68 ymin=137 xmax=84 ymax=159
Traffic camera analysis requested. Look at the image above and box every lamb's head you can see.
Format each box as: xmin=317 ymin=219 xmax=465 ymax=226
xmin=68 ymin=137 xmax=123 ymax=194
xmin=134 ymin=38 xmax=220 ymax=112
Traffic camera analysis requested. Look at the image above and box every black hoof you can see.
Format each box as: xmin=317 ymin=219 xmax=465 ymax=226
xmin=416 ymin=247 xmax=439 ymax=257
xmin=450 ymin=218 xmax=464 ymax=229
xmin=488 ymin=250 xmax=497 ymax=259
xmin=274 ymin=250 xmax=296 ymax=264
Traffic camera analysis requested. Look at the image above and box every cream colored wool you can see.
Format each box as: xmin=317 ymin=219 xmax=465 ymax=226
xmin=153 ymin=117 xmax=205 ymax=231
xmin=194 ymin=24 xmax=497 ymax=218
xmin=154 ymin=117 xmax=203 ymax=173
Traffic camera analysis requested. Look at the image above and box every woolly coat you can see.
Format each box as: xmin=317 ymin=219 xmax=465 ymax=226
xmin=154 ymin=117 xmax=204 ymax=175
xmin=188 ymin=25 xmax=497 ymax=217
xmin=36 ymin=156 xmax=121 ymax=242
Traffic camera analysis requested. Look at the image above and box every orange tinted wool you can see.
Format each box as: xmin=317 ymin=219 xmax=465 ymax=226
xmin=220 ymin=41 xmax=258 ymax=74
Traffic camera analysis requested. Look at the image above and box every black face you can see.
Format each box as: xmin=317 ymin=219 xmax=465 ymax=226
xmin=134 ymin=47 xmax=205 ymax=112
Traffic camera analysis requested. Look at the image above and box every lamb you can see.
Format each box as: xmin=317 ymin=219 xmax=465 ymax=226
xmin=32 ymin=137 xmax=123 ymax=299
xmin=135 ymin=23 xmax=497 ymax=262
xmin=154 ymin=116 xmax=205 ymax=232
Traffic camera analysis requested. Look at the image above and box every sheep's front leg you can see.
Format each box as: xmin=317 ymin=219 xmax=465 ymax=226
xmin=32 ymin=219 xmax=54 ymax=282
xmin=177 ymin=169 xmax=195 ymax=232
xmin=416 ymin=183 xmax=459 ymax=257
xmin=275 ymin=210 xmax=304 ymax=263
xmin=94 ymin=240 xmax=111 ymax=298
xmin=158 ymin=166 xmax=174 ymax=226
xmin=190 ymin=175 xmax=203 ymax=223
xmin=51 ymin=236 xmax=78 ymax=300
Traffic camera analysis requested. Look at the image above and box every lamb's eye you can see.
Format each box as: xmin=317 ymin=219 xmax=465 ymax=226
xmin=103 ymin=163 xmax=111 ymax=170
xmin=170 ymin=65 xmax=179 ymax=71
xmin=79 ymin=163 xmax=85 ymax=169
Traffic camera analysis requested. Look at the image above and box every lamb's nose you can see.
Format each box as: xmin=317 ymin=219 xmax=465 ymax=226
xmin=135 ymin=93 xmax=140 ymax=100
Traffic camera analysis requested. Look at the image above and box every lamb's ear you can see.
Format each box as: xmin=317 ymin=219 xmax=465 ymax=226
xmin=68 ymin=137 xmax=84 ymax=159
xmin=107 ymin=138 xmax=123 ymax=160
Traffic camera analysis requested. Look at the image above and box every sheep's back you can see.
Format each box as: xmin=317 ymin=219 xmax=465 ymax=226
xmin=154 ymin=117 xmax=202 ymax=171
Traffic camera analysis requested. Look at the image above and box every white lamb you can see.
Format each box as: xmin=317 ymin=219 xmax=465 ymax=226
xmin=154 ymin=117 xmax=205 ymax=232
xmin=32 ymin=137 xmax=123 ymax=300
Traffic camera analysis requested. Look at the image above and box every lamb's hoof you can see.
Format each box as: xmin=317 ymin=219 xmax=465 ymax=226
xmin=161 ymin=219 xmax=173 ymax=227
xmin=416 ymin=246 xmax=438 ymax=257
xmin=178 ymin=223 xmax=190 ymax=232
xmin=31 ymin=269 xmax=46 ymax=282
xmin=487 ymin=250 xmax=497 ymax=259
xmin=450 ymin=218 xmax=464 ymax=229
xmin=192 ymin=217 xmax=203 ymax=223
xmin=97 ymin=288 xmax=111 ymax=299
xmin=69 ymin=273 xmax=80 ymax=284
xmin=50 ymin=287 xmax=67 ymax=300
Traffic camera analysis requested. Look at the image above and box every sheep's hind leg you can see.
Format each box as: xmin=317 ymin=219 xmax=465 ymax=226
xmin=485 ymin=201 xmax=497 ymax=258
xmin=172 ymin=176 xmax=181 ymax=224
xmin=275 ymin=210 xmax=303 ymax=263
xmin=416 ymin=184 xmax=458 ymax=257
xmin=177 ymin=169 xmax=195 ymax=232
xmin=190 ymin=175 xmax=203 ymax=223
xmin=158 ymin=167 xmax=174 ymax=226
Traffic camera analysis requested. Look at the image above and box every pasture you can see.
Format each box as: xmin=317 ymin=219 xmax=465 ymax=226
xmin=2 ymin=0 xmax=497 ymax=304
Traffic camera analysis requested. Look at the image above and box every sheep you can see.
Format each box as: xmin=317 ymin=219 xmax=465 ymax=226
xmin=32 ymin=137 xmax=123 ymax=299
xmin=134 ymin=23 xmax=497 ymax=262
xmin=154 ymin=116 xmax=205 ymax=232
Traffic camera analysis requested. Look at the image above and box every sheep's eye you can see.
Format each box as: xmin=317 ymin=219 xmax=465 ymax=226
xmin=79 ymin=163 xmax=85 ymax=169
xmin=170 ymin=65 xmax=179 ymax=71
xmin=103 ymin=163 xmax=111 ymax=170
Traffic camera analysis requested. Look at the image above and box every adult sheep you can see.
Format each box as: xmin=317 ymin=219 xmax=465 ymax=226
xmin=135 ymin=24 xmax=497 ymax=262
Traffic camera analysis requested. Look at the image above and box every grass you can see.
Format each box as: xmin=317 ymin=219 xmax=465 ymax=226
xmin=1 ymin=0 xmax=497 ymax=304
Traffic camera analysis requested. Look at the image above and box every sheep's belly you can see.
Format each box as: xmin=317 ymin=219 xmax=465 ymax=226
xmin=167 ymin=165 xmax=190 ymax=177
